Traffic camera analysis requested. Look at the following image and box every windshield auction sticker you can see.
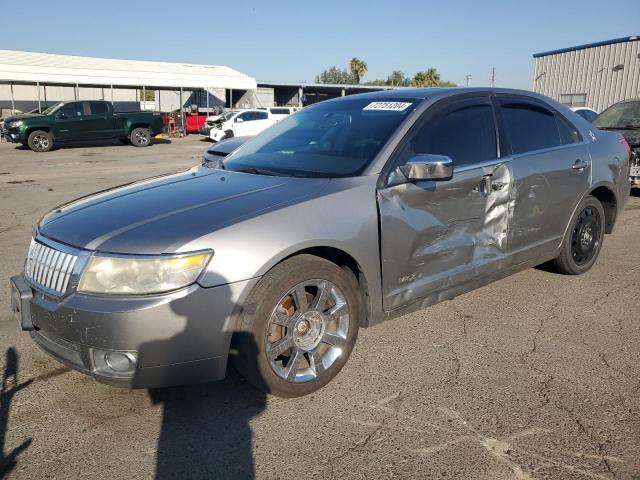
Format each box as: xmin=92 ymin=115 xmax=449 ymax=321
xmin=363 ymin=101 xmax=413 ymax=111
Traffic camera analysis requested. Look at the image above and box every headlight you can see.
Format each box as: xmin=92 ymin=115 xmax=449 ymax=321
xmin=8 ymin=120 xmax=23 ymax=128
xmin=78 ymin=251 xmax=212 ymax=295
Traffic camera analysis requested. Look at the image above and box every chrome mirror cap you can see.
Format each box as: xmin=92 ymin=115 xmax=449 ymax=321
xmin=399 ymin=154 xmax=454 ymax=182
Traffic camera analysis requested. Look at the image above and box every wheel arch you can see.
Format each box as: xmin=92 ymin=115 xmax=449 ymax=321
xmin=26 ymin=126 xmax=52 ymax=137
xmin=589 ymin=183 xmax=618 ymax=234
xmin=128 ymin=123 xmax=151 ymax=135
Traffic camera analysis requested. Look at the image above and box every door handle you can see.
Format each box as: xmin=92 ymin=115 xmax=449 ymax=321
xmin=479 ymin=174 xmax=493 ymax=197
xmin=572 ymin=159 xmax=588 ymax=171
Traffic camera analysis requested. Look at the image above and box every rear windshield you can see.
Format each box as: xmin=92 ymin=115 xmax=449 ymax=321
xmin=594 ymin=101 xmax=640 ymax=129
xmin=224 ymin=98 xmax=417 ymax=177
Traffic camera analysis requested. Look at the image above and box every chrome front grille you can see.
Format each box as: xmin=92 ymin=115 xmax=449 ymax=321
xmin=24 ymin=239 xmax=78 ymax=296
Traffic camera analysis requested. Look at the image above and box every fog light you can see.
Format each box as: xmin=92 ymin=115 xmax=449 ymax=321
xmin=105 ymin=352 xmax=136 ymax=372
xmin=90 ymin=348 xmax=138 ymax=378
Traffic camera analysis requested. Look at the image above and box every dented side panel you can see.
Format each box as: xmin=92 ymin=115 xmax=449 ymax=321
xmin=507 ymin=143 xmax=591 ymax=261
xmin=378 ymin=161 xmax=512 ymax=312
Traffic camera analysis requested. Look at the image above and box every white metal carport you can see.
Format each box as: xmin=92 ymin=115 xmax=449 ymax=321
xmin=0 ymin=50 xmax=257 ymax=131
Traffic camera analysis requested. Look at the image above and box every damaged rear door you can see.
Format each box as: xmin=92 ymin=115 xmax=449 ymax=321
xmin=378 ymin=95 xmax=513 ymax=312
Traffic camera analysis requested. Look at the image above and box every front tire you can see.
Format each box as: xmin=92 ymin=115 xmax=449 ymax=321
xmin=552 ymin=195 xmax=605 ymax=275
xmin=232 ymin=255 xmax=360 ymax=397
xmin=130 ymin=127 xmax=151 ymax=147
xmin=27 ymin=130 xmax=53 ymax=152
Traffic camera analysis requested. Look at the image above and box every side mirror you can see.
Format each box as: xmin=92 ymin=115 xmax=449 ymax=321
xmin=235 ymin=117 xmax=244 ymax=123
xmin=399 ymin=154 xmax=453 ymax=182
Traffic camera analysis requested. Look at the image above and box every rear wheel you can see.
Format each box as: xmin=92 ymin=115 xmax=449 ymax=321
xmin=552 ymin=195 xmax=605 ymax=275
xmin=130 ymin=127 xmax=151 ymax=147
xmin=27 ymin=130 xmax=53 ymax=152
xmin=232 ymin=255 xmax=360 ymax=397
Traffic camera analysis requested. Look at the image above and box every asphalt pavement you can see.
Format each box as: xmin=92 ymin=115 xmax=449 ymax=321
xmin=0 ymin=136 xmax=638 ymax=479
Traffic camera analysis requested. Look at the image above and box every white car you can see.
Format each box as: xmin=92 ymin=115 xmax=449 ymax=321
xmin=571 ymin=107 xmax=598 ymax=123
xmin=208 ymin=109 xmax=276 ymax=142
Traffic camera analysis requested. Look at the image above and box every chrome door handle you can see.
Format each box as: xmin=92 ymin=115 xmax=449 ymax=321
xmin=572 ymin=159 xmax=588 ymax=171
xmin=479 ymin=174 xmax=493 ymax=196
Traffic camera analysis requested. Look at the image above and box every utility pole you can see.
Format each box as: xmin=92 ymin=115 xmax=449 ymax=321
xmin=490 ymin=67 xmax=495 ymax=88
xmin=465 ymin=75 xmax=472 ymax=87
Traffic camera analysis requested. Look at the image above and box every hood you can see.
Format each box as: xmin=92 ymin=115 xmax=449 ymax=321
xmin=38 ymin=166 xmax=331 ymax=254
xmin=4 ymin=113 xmax=43 ymax=123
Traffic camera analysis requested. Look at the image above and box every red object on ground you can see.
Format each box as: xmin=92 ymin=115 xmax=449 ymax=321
xmin=185 ymin=115 xmax=207 ymax=133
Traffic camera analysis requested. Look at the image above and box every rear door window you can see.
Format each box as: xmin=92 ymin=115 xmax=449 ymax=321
xmin=498 ymin=100 xmax=562 ymax=154
xmin=89 ymin=102 xmax=109 ymax=115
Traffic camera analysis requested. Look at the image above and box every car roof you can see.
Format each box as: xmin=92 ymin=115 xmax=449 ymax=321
xmin=323 ymin=87 xmax=555 ymax=104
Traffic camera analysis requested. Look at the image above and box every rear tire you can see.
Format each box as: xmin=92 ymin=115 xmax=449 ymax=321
xmin=130 ymin=127 xmax=151 ymax=147
xmin=552 ymin=195 xmax=605 ymax=275
xmin=27 ymin=130 xmax=53 ymax=152
xmin=232 ymin=254 xmax=360 ymax=397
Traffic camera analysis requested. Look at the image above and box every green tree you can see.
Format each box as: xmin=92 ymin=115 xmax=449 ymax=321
xmin=315 ymin=66 xmax=356 ymax=84
xmin=349 ymin=57 xmax=368 ymax=84
xmin=387 ymin=70 xmax=410 ymax=87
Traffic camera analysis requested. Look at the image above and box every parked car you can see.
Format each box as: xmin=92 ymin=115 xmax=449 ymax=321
xmin=571 ymin=106 xmax=598 ymax=123
xmin=2 ymin=100 xmax=165 ymax=152
xmin=10 ymin=88 xmax=631 ymax=397
xmin=259 ymin=106 xmax=297 ymax=121
xmin=593 ymin=99 xmax=640 ymax=188
xmin=207 ymin=109 xmax=277 ymax=142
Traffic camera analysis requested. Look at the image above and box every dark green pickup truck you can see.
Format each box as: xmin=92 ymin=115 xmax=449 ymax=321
xmin=1 ymin=100 xmax=165 ymax=152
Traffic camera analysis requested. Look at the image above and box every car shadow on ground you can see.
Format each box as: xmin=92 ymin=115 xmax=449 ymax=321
xmin=148 ymin=366 xmax=265 ymax=480
xmin=11 ymin=138 xmax=172 ymax=151
xmin=0 ymin=348 xmax=32 ymax=478
xmin=137 ymin=278 xmax=266 ymax=480
xmin=631 ymin=188 xmax=640 ymax=198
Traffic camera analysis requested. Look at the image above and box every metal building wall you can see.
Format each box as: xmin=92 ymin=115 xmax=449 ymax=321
xmin=533 ymin=39 xmax=640 ymax=112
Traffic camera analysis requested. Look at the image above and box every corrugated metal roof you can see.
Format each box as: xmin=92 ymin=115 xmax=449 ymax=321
xmin=533 ymin=36 xmax=640 ymax=58
xmin=258 ymin=81 xmax=396 ymax=90
xmin=0 ymin=50 xmax=257 ymax=90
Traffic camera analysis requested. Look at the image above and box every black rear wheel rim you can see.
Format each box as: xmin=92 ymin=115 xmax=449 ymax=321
xmin=570 ymin=206 xmax=601 ymax=266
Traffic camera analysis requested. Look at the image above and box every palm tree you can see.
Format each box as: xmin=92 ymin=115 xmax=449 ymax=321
xmin=412 ymin=68 xmax=442 ymax=87
xmin=349 ymin=58 xmax=368 ymax=84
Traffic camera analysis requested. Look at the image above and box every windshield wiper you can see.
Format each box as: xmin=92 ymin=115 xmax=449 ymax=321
xmin=232 ymin=167 xmax=281 ymax=176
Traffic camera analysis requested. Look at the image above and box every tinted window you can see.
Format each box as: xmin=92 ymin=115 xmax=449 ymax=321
xmin=239 ymin=112 xmax=255 ymax=121
xmin=58 ymin=103 xmax=84 ymax=118
xmin=397 ymin=102 xmax=497 ymax=167
xmin=89 ymin=102 xmax=109 ymax=115
xmin=500 ymin=102 xmax=561 ymax=154
xmin=557 ymin=116 xmax=581 ymax=144
xmin=255 ymin=111 xmax=268 ymax=120
xmin=224 ymin=97 xmax=417 ymax=177
xmin=270 ymin=108 xmax=290 ymax=115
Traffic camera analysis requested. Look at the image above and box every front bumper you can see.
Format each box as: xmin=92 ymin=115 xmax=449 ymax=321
xmin=2 ymin=127 xmax=22 ymax=143
xmin=10 ymin=274 xmax=258 ymax=388
xmin=209 ymin=128 xmax=226 ymax=142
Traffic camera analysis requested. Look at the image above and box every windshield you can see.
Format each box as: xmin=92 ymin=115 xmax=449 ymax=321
xmin=216 ymin=110 xmax=237 ymax=122
xmin=41 ymin=103 xmax=64 ymax=116
xmin=594 ymin=101 xmax=640 ymax=129
xmin=223 ymin=98 xmax=417 ymax=177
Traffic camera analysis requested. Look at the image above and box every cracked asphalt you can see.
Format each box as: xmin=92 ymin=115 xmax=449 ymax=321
xmin=0 ymin=137 xmax=638 ymax=479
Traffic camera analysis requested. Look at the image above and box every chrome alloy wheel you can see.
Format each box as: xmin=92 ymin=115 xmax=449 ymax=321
xmin=33 ymin=134 xmax=50 ymax=150
xmin=265 ymin=279 xmax=349 ymax=383
xmin=133 ymin=129 xmax=149 ymax=145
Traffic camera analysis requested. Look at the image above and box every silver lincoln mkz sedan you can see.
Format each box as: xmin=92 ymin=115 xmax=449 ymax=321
xmin=10 ymin=88 xmax=631 ymax=397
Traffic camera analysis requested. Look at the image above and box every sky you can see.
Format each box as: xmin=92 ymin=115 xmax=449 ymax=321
xmin=2 ymin=0 xmax=639 ymax=89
